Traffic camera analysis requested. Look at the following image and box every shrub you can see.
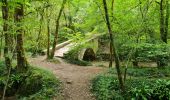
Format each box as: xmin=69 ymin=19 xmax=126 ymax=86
xmin=126 ymin=67 xmax=170 ymax=78
xmin=0 ymin=61 xmax=61 ymax=100
xmin=108 ymin=67 xmax=170 ymax=78
xmin=118 ymin=43 xmax=170 ymax=67
xmin=92 ymin=71 xmax=170 ymax=100
xmin=91 ymin=74 xmax=123 ymax=100
xmin=17 ymin=67 xmax=61 ymax=100
xmin=129 ymin=79 xmax=170 ymax=100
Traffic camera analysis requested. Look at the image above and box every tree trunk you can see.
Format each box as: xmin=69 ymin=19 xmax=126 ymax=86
xmin=1 ymin=0 xmax=11 ymax=99
xmin=109 ymin=0 xmax=114 ymax=68
xmin=164 ymin=0 xmax=169 ymax=41
xmin=63 ymin=11 xmax=68 ymax=27
xmin=14 ymin=3 xmax=28 ymax=72
xmin=35 ymin=11 xmax=44 ymax=55
xmin=47 ymin=18 xmax=50 ymax=59
xmin=109 ymin=42 xmax=113 ymax=68
xmin=50 ymin=0 xmax=67 ymax=59
xmin=102 ymin=0 xmax=125 ymax=93
xmin=160 ymin=0 xmax=167 ymax=43
xmin=2 ymin=0 xmax=11 ymax=69
xmin=0 ymin=33 xmax=2 ymax=58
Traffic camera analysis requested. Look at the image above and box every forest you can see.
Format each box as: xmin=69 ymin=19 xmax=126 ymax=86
xmin=0 ymin=0 xmax=170 ymax=100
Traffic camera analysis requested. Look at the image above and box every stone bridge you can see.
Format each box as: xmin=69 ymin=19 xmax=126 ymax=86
xmin=54 ymin=33 xmax=105 ymax=61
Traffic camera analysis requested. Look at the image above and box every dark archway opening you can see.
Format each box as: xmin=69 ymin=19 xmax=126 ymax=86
xmin=83 ymin=48 xmax=95 ymax=61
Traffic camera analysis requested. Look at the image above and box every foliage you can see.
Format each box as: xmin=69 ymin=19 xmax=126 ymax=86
xmin=129 ymin=79 xmax=170 ymax=100
xmin=0 ymin=61 xmax=61 ymax=99
xmin=126 ymin=67 xmax=170 ymax=78
xmin=118 ymin=42 xmax=170 ymax=66
xmin=91 ymin=74 xmax=123 ymax=100
xmin=109 ymin=67 xmax=170 ymax=78
xmin=92 ymin=71 xmax=170 ymax=100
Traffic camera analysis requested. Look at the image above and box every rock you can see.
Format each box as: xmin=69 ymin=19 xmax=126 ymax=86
xmin=66 ymin=80 xmax=72 ymax=84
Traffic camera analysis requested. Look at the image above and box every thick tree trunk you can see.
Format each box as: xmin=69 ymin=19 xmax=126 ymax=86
xmin=2 ymin=0 xmax=11 ymax=69
xmin=1 ymin=0 xmax=11 ymax=99
xmin=50 ymin=0 xmax=67 ymax=59
xmin=14 ymin=3 xmax=28 ymax=72
xmin=160 ymin=0 xmax=167 ymax=43
xmin=102 ymin=0 xmax=125 ymax=93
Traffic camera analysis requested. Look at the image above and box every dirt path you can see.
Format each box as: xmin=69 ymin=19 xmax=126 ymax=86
xmin=29 ymin=56 xmax=105 ymax=100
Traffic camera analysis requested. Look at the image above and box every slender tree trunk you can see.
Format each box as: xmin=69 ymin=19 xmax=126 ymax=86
xmin=109 ymin=0 xmax=114 ymax=68
xmin=111 ymin=0 xmax=114 ymax=22
xmin=63 ymin=11 xmax=68 ymax=27
xmin=50 ymin=0 xmax=67 ymax=59
xmin=2 ymin=0 xmax=11 ymax=69
xmin=102 ymin=0 xmax=125 ymax=93
xmin=109 ymin=42 xmax=113 ymax=67
xmin=47 ymin=18 xmax=50 ymax=59
xmin=160 ymin=0 xmax=167 ymax=43
xmin=0 ymin=32 xmax=2 ymax=58
xmin=14 ymin=3 xmax=28 ymax=72
xmin=35 ymin=11 xmax=44 ymax=55
xmin=164 ymin=0 xmax=169 ymax=40
xmin=110 ymin=0 xmax=115 ymax=67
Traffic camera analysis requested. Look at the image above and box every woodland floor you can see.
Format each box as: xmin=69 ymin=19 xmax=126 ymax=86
xmin=29 ymin=56 xmax=106 ymax=100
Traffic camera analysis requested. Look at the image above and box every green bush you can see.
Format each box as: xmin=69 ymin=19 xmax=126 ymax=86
xmin=92 ymin=71 xmax=170 ymax=100
xmin=118 ymin=43 xmax=170 ymax=67
xmin=126 ymin=67 xmax=170 ymax=78
xmin=17 ymin=67 xmax=61 ymax=100
xmin=91 ymin=74 xmax=123 ymax=100
xmin=108 ymin=67 xmax=170 ymax=78
xmin=0 ymin=61 xmax=61 ymax=100
xmin=129 ymin=79 xmax=170 ymax=100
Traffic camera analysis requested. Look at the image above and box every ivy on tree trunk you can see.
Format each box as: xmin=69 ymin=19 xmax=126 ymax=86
xmin=14 ymin=3 xmax=28 ymax=72
xmin=2 ymin=0 xmax=11 ymax=69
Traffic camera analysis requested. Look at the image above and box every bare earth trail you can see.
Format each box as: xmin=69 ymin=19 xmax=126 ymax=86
xmin=29 ymin=44 xmax=106 ymax=100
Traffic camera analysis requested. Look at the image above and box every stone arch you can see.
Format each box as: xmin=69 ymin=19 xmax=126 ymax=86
xmin=83 ymin=48 xmax=95 ymax=61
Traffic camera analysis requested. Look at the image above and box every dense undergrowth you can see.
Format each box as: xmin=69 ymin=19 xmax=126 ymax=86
xmin=109 ymin=67 xmax=170 ymax=78
xmin=0 ymin=61 xmax=61 ymax=100
xmin=92 ymin=67 xmax=170 ymax=100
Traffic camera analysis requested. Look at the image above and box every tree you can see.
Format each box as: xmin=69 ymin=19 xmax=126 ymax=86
xmin=46 ymin=2 xmax=51 ymax=59
xmin=160 ymin=0 xmax=166 ymax=43
xmin=50 ymin=0 xmax=67 ymax=59
xmin=159 ymin=0 xmax=169 ymax=43
xmin=102 ymin=0 xmax=125 ymax=93
xmin=164 ymin=0 xmax=169 ymax=42
xmin=1 ymin=0 xmax=12 ymax=99
xmin=14 ymin=2 xmax=28 ymax=72
xmin=35 ymin=8 xmax=44 ymax=55
xmin=2 ymin=0 xmax=11 ymax=69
